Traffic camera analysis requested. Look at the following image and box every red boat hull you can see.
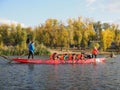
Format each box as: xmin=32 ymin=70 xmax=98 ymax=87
xmin=12 ymin=58 xmax=106 ymax=64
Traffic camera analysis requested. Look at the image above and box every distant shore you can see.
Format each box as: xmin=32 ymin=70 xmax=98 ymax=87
xmin=49 ymin=49 xmax=119 ymax=55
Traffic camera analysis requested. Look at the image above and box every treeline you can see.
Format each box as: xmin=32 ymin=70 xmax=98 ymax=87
xmin=0 ymin=17 xmax=120 ymax=55
xmin=34 ymin=17 xmax=120 ymax=51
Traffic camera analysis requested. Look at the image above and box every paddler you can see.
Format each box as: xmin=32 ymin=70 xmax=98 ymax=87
xmin=92 ymin=47 xmax=99 ymax=58
xmin=28 ymin=41 xmax=35 ymax=59
xmin=68 ymin=54 xmax=73 ymax=60
xmin=64 ymin=53 xmax=68 ymax=60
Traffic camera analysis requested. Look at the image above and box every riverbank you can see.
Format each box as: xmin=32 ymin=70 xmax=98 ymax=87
xmin=49 ymin=48 xmax=119 ymax=55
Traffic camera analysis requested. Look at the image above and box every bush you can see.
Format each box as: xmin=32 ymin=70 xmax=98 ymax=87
xmin=35 ymin=44 xmax=50 ymax=55
xmin=0 ymin=44 xmax=50 ymax=56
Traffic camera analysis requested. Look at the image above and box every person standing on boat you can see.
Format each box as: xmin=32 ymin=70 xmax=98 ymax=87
xmin=92 ymin=47 xmax=99 ymax=58
xmin=28 ymin=41 xmax=35 ymax=59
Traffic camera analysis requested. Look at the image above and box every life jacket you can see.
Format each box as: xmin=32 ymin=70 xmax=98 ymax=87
xmin=92 ymin=49 xmax=98 ymax=55
xmin=50 ymin=54 xmax=53 ymax=60
xmin=80 ymin=54 xmax=84 ymax=59
xmin=60 ymin=55 xmax=64 ymax=60
xmin=77 ymin=54 xmax=81 ymax=59
xmin=69 ymin=54 xmax=73 ymax=60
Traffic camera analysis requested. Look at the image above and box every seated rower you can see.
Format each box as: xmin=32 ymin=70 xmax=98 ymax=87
xmin=77 ymin=53 xmax=84 ymax=60
xmin=50 ymin=52 xmax=58 ymax=60
xmin=80 ymin=53 xmax=85 ymax=60
xmin=59 ymin=54 xmax=64 ymax=60
xmin=72 ymin=53 xmax=77 ymax=60
xmin=69 ymin=54 xmax=73 ymax=60
xmin=85 ymin=53 xmax=92 ymax=59
xmin=77 ymin=53 xmax=82 ymax=60
xmin=64 ymin=54 xmax=68 ymax=60
xmin=50 ymin=54 xmax=53 ymax=60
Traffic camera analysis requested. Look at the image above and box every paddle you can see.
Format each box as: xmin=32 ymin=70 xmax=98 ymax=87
xmin=1 ymin=55 xmax=13 ymax=63
xmin=1 ymin=53 xmax=28 ymax=63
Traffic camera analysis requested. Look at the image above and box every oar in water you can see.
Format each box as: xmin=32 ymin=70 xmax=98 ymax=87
xmin=1 ymin=55 xmax=13 ymax=63
xmin=1 ymin=53 xmax=28 ymax=63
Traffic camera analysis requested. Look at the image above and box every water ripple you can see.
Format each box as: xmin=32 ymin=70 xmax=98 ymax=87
xmin=0 ymin=56 xmax=120 ymax=90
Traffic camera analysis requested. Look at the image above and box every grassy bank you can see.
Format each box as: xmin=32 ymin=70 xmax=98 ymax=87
xmin=0 ymin=44 xmax=51 ymax=56
xmin=0 ymin=45 xmax=119 ymax=56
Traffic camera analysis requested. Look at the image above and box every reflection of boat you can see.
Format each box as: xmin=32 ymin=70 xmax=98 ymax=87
xmin=12 ymin=58 xmax=106 ymax=64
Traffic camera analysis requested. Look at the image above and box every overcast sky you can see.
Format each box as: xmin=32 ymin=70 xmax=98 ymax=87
xmin=0 ymin=0 xmax=120 ymax=27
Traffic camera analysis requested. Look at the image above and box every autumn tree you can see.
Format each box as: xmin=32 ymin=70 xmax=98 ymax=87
xmin=58 ymin=23 xmax=69 ymax=50
xmin=100 ymin=29 xmax=115 ymax=51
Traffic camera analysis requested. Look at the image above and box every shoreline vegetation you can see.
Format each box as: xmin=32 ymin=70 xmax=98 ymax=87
xmin=0 ymin=17 xmax=120 ymax=56
xmin=0 ymin=45 xmax=119 ymax=56
xmin=49 ymin=48 xmax=119 ymax=55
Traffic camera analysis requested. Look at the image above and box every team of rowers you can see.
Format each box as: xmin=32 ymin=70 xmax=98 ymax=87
xmin=50 ymin=47 xmax=99 ymax=60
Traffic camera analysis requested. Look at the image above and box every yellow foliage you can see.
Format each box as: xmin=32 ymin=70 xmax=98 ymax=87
xmin=115 ymin=33 xmax=120 ymax=46
xmin=101 ymin=29 xmax=115 ymax=50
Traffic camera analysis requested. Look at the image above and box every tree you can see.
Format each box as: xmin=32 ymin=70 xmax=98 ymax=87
xmin=73 ymin=29 xmax=82 ymax=49
xmin=67 ymin=19 xmax=74 ymax=46
xmin=34 ymin=26 xmax=44 ymax=44
xmin=114 ymin=29 xmax=120 ymax=50
xmin=43 ymin=30 xmax=51 ymax=46
xmin=0 ymin=34 xmax=3 ymax=48
xmin=58 ymin=24 xmax=69 ymax=50
xmin=100 ymin=29 xmax=115 ymax=51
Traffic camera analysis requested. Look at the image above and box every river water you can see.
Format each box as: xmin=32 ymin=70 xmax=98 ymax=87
xmin=0 ymin=55 xmax=120 ymax=90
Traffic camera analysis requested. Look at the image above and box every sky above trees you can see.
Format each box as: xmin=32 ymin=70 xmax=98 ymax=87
xmin=0 ymin=0 xmax=120 ymax=27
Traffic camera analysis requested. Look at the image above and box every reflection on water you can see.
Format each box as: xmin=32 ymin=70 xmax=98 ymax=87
xmin=0 ymin=56 xmax=120 ymax=90
xmin=28 ymin=64 xmax=34 ymax=71
xmin=27 ymin=64 xmax=35 ymax=90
